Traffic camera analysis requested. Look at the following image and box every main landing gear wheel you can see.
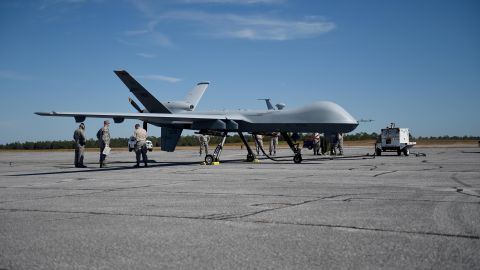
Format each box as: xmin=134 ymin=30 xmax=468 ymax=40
xmin=397 ymin=149 xmax=402 ymax=156
xmin=205 ymin=154 xmax=215 ymax=165
xmin=375 ymin=148 xmax=382 ymax=156
xmin=246 ymin=153 xmax=255 ymax=162
xmin=403 ymin=148 xmax=410 ymax=156
xmin=293 ymin=153 xmax=303 ymax=164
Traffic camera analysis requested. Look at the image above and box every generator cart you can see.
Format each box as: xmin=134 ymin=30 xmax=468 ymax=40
xmin=375 ymin=123 xmax=416 ymax=156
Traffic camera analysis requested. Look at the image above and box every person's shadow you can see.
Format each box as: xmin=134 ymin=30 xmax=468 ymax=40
xmin=8 ymin=159 xmax=202 ymax=176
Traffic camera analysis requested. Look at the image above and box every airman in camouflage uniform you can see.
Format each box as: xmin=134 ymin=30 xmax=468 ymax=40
xmin=97 ymin=120 xmax=111 ymax=168
xmin=199 ymin=134 xmax=210 ymax=156
xmin=73 ymin=123 xmax=87 ymax=168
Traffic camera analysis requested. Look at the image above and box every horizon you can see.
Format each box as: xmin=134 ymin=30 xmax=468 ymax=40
xmin=2 ymin=132 xmax=479 ymax=146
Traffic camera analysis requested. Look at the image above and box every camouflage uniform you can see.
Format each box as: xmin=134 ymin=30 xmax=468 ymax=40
xmin=313 ymin=132 xmax=321 ymax=155
xmin=269 ymin=133 xmax=279 ymax=156
xmin=199 ymin=135 xmax=210 ymax=156
xmin=336 ymin=133 xmax=344 ymax=155
xmin=97 ymin=124 xmax=110 ymax=167
xmin=73 ymin=123 xmax=86 ymax=167
xmin=330 ymin=134 xmax=337 ymax=155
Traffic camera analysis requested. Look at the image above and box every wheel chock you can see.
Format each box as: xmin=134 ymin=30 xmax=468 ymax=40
xmin=212 ymin=161 xmax=220 ymax=165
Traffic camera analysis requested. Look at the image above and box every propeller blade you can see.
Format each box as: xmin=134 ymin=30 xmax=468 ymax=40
xmin=143 ymin=121 xmax=148 ymax=131
xmin=128 ymin=97 xmax=143 ymax=113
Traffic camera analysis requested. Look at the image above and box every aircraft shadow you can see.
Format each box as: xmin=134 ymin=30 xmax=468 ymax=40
xmin=461 ymin=151 xmax=480 ymax=154
xmin=7 ymin=158 xmax=246 ymax=177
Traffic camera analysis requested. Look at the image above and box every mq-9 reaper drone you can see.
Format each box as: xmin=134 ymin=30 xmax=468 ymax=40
xmin=36 ymin=70 xmax=359 ymax=164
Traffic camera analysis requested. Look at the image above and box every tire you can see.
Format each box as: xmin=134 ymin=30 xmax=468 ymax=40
xmin=403 ymin=148 xmax=410 ymax=156
xmin=148 ymin=149 xmax=152 ymax=152
xmin=128 ymin=148 xmax=132 ymax=152
xmin=205 ymin=154 xmax=214 ymax=165
xmin=375 ymin=148 xmax=382 ymax=156
xmin=293 ymin=153 xmax=302 ymax=164
xmin=397 ymin=149 xmax=402 ymax=156
xmin=308 ymin=146 xmax=312 ymax=150
xmin=246 ymin=153 xmax=255 ymax=162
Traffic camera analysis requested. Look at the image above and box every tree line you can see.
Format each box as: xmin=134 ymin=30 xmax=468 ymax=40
xmin=1 ymin=133 xmax=478 ymax=150
xmin=0 ymin=135 xmax=245 ymax=150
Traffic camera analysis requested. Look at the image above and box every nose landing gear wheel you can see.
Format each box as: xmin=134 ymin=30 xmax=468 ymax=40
xmin=205 ymin=154 xmax=214 ymax=165
xmin=293 ymin=153 xmax=303 ymax=164
xmin=246 ymin=153 xmax=255 ymax=162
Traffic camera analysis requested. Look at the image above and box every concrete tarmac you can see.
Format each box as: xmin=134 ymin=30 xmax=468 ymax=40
xmin=1 ymin=146 xmax=479 ymax=269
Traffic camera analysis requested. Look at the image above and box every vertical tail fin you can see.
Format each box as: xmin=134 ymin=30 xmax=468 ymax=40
xmin=184 ymin=82 xmax=209 ymax=111
xmin=257 ymin=98 xmax=275 ymax=110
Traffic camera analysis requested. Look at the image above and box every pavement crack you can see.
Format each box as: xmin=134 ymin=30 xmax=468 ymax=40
xmin=340 ymin=197 xmax=479 ymax=204
xmin=457 ymin=190 xmax=480 ymax=199
xmin=3 ymin=207 xmax=478 ymax=240
xmin=249 ymin=220 xmax=480 ymax=240
xmin=373 ymin=170 xmax=398 ymax=177
xmin=450 ymin=173 xmax=473 ymax=188
xmin=0 ymin=185 xmax=154 ymax=204
xmin=226 ymin=194 xmax=360 ymax=220
xmin=156 ymin=190 xmax=320 ymax=200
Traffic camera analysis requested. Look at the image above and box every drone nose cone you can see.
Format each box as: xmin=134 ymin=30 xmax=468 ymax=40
xmin=332 ymin=103 xmax=358 ymax=131
xmin=306 ymin=101 xmax=358 ymax=132
xmin=316 ymin=101 xmax=357 ymax=122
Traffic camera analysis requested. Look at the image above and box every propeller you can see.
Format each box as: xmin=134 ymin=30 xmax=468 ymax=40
xmin=129 ymin=97 xmax=148 ymax=131
xmin=358 ymin=119 xmax=374 ymax=123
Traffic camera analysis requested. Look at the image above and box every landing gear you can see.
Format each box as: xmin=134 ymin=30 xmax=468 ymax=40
xmin=204 ymin=131 xmax=228 ymax=165
xmin=293 ymin=153 xmax=303 ymax=164
xmin=238 ymin=132 xmax=257 ymax=162
xmin=281 ymin=132 xmax=302 ymax=163
xmin=205 ymin=154 xmax=214 ymax=165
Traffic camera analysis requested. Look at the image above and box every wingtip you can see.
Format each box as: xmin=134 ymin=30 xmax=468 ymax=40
xmin=197 ymin=81 xmax=210 ymax=85
xmin=35 ymin=111 xmax=57 ymax=116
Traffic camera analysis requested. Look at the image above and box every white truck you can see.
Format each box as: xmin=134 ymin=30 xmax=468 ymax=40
xmin=128 ymin=136 xmax=153 ymax=152
xmin=375 ymin=123 xmax=416 ymax=156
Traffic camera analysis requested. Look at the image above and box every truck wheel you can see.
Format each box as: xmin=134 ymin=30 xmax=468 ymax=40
xmin=205 ymin=154 xmax=214 ymax=165
xmin=403 ymin=148 xmax=410 ymax=156
xmin=375 ymin=148 xmax=382 ymax=156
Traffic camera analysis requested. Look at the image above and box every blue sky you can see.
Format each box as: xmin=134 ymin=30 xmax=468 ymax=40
xmin=1 ymin=0 xmax=479 ymax=144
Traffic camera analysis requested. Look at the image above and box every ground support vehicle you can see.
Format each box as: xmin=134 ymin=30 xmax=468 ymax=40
xmin=375 ymin=124 xmax=416 ymax=156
